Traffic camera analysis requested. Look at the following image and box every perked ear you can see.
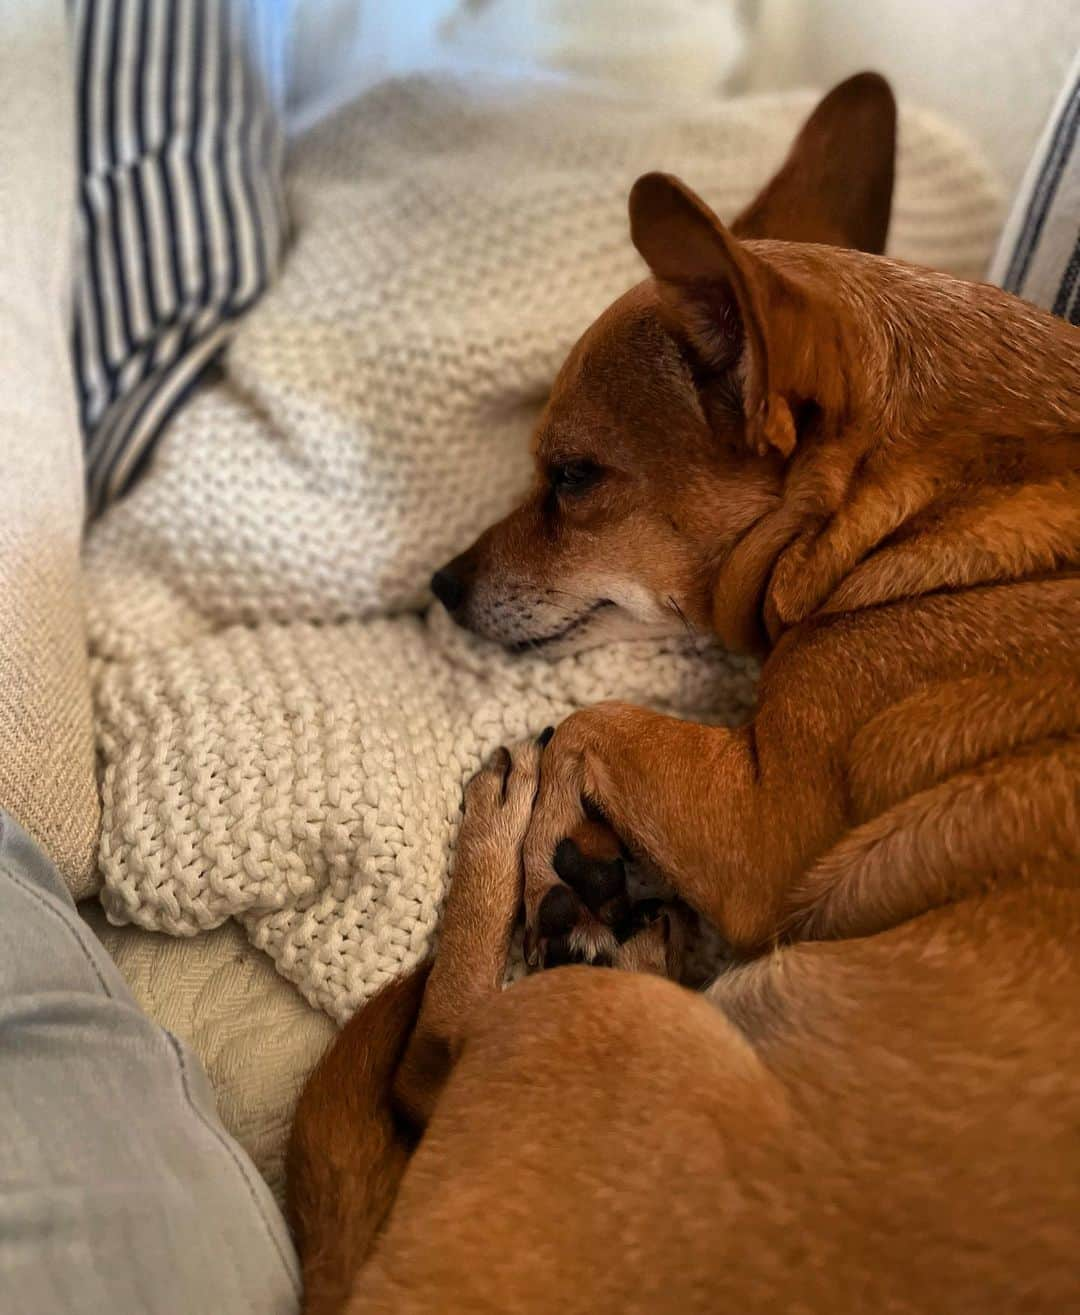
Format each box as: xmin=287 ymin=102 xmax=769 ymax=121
xmin=628 ymin=171 xmax=802 ymax=459
xmin=731 ymin=71 xmax=896 ymax=253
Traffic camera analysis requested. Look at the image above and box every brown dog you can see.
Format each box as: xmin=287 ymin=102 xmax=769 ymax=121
xmin=289 ymin=73 xmax=1080 ymax=1313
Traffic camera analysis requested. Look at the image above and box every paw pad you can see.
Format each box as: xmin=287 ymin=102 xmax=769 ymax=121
xmin=537 ymin=884 xmax=584 ymax=938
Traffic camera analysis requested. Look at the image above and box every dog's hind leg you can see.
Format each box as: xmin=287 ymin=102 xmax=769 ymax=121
xmin=287 ymin=965 xmax=429 ymax=1315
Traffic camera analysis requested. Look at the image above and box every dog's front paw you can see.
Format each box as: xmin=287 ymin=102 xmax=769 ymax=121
xmin=525 ymin=704 xmax=680 ymax=970
xmin=521 ymin=712 xmax=634 ymax=968
xmin=456 ymin=741 xmax=541 ymax=878
xmin=532 ymin=817 xmax=633 ymax=967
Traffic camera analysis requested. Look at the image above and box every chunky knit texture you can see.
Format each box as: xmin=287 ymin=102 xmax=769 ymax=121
xmin=86 ymin=76 xmax=1003 ymax=1023
xmin=96 ymin=608 xmax=756 ymax=1021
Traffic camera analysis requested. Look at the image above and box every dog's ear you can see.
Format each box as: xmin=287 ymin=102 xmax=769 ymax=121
xmin=629 ymin=171 xmax=810 ymax=459
xmin=731 ymin=72 xmax=896 ymax=254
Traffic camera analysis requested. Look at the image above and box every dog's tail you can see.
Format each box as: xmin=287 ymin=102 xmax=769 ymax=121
xmin=286 ymin=966 xmax=429 ymax=1314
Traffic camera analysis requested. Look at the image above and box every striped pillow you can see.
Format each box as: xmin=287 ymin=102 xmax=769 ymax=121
xmin=989 ymin=48 xmax=1080 ymax=321
xmin=72 ymin=0 xmax=287 ymax=515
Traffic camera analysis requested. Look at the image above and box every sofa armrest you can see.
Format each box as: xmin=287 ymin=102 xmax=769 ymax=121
xmin=0 ymin=4 xmax=99 ymax=895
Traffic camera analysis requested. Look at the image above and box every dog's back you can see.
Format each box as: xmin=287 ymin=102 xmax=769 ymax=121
xmin=339 ymin=882 xmax=1080 ymax=1313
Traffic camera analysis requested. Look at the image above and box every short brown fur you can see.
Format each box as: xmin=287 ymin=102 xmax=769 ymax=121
xmin=291 ymin=74 xmax=1080 ymax=1313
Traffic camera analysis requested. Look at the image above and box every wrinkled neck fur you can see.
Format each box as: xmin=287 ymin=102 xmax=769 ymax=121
xmin=714 ymin=266 xmax=1080 ymax=650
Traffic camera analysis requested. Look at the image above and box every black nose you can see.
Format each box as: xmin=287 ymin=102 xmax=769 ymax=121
xmin=431 ymin=567 xmax=465 ymax=612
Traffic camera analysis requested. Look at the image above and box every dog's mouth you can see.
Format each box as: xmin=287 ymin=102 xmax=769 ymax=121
xmin=508 ymin=600 xmax=615 ymax=654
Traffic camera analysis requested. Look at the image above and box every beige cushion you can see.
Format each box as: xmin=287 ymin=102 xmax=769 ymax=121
xmin=0 ymin=4 xmax=99 ymax=894
xmin=81 ymin=905 xmax=335 ymax=1205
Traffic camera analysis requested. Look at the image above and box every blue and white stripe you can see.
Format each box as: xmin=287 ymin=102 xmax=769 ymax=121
xmin=73 ymin=0 xmax=287 ymax=515
xmin=989 ymin=48 xmax=1080 ymax=326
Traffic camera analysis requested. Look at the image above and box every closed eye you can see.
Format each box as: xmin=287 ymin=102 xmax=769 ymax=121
xmin=548 ymin=458 xmax=604 ymax=497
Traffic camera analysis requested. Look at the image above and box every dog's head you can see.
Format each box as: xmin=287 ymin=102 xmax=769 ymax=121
xmin=431 ymin=74 xmax=898 ymax=654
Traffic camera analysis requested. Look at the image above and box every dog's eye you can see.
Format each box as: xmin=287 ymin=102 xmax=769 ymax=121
xmin=549 ymin=459 xmax=603 ymax=497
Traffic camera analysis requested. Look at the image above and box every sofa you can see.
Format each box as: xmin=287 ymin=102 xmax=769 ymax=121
xmin=3 ymin=1 xmax=1072 ymax=1205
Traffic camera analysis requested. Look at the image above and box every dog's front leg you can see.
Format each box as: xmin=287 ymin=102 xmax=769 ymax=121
xmin=393 ymin=739 xmax=542 ymax=1129
xmin=525 ymin=702 xmax=838 ymax=966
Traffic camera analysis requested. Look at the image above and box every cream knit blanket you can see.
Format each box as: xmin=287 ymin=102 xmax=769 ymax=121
xmin=85 ymin=77 xmax=1002 ymax=1023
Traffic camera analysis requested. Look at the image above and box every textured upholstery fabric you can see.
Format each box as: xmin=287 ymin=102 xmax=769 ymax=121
xmin=0 ymin=2 xmax=99 ymax=895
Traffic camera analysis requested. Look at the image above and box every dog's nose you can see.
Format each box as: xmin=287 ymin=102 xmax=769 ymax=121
xmin=431 ymin=567 xmax=466 ymax=613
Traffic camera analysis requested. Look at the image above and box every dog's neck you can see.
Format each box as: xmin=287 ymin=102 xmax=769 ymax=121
xmin=709 ymin=268 xmax=1080 ymax=655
